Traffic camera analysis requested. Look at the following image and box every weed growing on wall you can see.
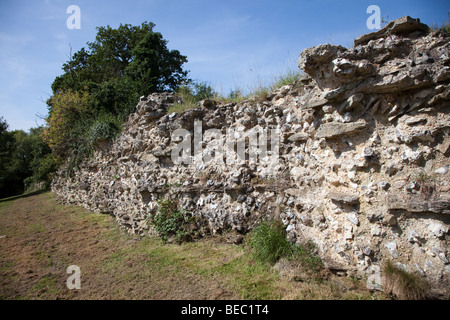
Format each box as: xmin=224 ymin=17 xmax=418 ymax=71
xmin=151 ymin=198 xmax=197 ymax=243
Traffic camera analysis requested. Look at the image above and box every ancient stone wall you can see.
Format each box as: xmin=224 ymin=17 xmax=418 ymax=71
xmin=52 ymin=17 xmax=450 ymax=297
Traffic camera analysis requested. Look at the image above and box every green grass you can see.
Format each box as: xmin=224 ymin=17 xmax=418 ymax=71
xmin=170 ymin=69 xmax=302 ymax=113
xmin=248 ymin=219 xmax=322 ymax=270
xmin=31 ymin=275 xmax=61 ymax=297
xmin=248 ymin=219 xmax=292 ymax=264
xmin=0 ymin=191 xmax=383 ymax=300
xmin=139 ymin=238 xmax=283 ymax=299
xmin=272 ymin=70 xmax=302 ymax=89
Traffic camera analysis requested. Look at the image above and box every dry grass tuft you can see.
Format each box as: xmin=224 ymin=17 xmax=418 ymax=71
xmin=382 ymin=260 xmax=428 ymax=300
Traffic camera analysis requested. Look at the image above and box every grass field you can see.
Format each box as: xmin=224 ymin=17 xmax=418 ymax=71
xmin=0 ymin=191 xmax=384 ymax=300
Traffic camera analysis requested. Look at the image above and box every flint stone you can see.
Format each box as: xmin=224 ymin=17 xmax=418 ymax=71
xmin=144 ymin=111 xmax=165 ymax=120
xmin=329 ymin=192 xmax=360 ymax=205
xmin=367 ymin=273 xmax=383 ymax=291
xmin=315 ymin=121 xmax=368 ymax=139
xmin=385 ymin=241 xmax=399 ymax=258
xmin=435 ymin=165 xmax=449 ymax=175
xmin=347 ymin=212 xmax=359 ymax=226
xmin=388 ymin=194 xmax=450 ymax=214
xmin=287 ymin=132 xmax=309 ymax=143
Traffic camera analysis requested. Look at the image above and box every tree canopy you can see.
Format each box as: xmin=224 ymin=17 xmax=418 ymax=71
xmin=51 ymin=22 xmax=188 ymax=99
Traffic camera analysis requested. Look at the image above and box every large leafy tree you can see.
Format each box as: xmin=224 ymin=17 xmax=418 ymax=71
xmin=126 ymin=32 xmax=188 ymax=93
xmin=51 ymin=21 xmax=189 ymax=104
xmin=46 ymin=21 xmax=189 ymax=172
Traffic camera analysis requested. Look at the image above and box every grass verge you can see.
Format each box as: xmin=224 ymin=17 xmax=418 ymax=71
xmin=0 ymin=191 xmax=383 ymax=300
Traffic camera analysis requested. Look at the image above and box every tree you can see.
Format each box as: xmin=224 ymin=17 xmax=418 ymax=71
xmin=26 ymin=127 xmax=56 ymax=189
xmin=42 ymin=89 xmax=92 ymax=158
xmin=125 ymin=31 xmax=189 ymax=93
xmin=0 ymin=118 xmax=57 ymax=198
xmin=51 ymin=21 xmax=189 ymax=103
xmin=0 ymin=117 xmax=15 ymax=195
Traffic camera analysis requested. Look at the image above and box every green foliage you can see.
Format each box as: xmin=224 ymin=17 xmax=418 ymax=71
xmin=126 ymin=31 xmax=189 ymax=93
xmin=43 ymin=89 xmax=93 ymax=158
xmin=443 ymin=20 xmax=450 ymax=33
xmin=216 ymin=69 xmax=302 ymax=104
xmin=226 ymin=89 xmax=246 ymax=102
xmin=272 ymin=70 xmax=301 ymax=89
xmin=45 ymin=21 xmax=189 ymax=175
xmin=248 ymin=219 xmax=322 ymax=269
xmin=248 ymin=219 xmax=292 ymax=264
xmin=0 ymin=119 xmax=55 ymax=197
xmin=190 ymin=81 xmax=217 ymax=101
xmin=151 ymin=198 xmax=196 ymax=244
xmin=51 ymin=21 xmax=189 ymax=106
xmin=168 ymin=80 xmax=216 ymax=114
xmin=87 ymin=113 xmax=121 ymax=145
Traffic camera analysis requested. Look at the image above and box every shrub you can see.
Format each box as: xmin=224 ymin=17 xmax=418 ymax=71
xmin=88 ymin=113 xmax=122 ymax=145
xmin=226 ymin=89 xmax=246 ymax=102
xmin=382 ymin=260 xmax=428 ymax=300
xmin=168 ymin=80 xmax=216 ymax=114
xmin=151 ymin=198 xmax=196 ymax=243
xmin=42 ymin=89 xmax=93 ymax=158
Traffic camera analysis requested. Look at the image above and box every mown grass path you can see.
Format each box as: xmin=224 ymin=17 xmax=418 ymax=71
xmin=0 ymin=192 xmax=381 ymax=300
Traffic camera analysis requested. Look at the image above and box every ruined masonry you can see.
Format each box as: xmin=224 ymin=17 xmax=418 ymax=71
xmin=52 ymin=17 xmax=450 ymax=298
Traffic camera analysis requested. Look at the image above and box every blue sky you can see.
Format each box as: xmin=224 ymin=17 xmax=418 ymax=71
xmin=0 ymin=0 xmax=449 ymax=131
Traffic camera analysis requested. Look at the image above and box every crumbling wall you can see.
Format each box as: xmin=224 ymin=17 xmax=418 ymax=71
xmin=52 ymin=17 xmax=450 ymax=298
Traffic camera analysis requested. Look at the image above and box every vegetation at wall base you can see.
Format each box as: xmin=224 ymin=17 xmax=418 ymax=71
xmin=382 ymin=260 xmax=429 ymax=300
xmin=248 ymin=219 xmax=323 ymax=272
xmin=151 ymin=198 xmax=198 ymax=244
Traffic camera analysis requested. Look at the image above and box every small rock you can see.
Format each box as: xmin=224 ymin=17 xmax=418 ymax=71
xmin=347 ymin=212 xmax=359 ymax=226
xmin=286 ymin=224 xmax=295 ymax=232
xmin=363 ymin=147 xmax=375 ymax=158
xmin=329 ymin=192 xmax=360 ymax=205
xmin=322 ymin=105 xmax=334 ymax=113
xmin=288 ymin=132 xmax=309 ymax=143
xmin=385 ymin=241 xmax=398 ymax=258
xmin=408 ymin=230 xmax=420 ymax=243
xmin=363 ymin=247 xmax=373 ymax=256
xmin=237 ymin=195 xmax=247 ymax=203
xmin=428 ymin=222 xmax=448 ymax=239
xmin=435 ymin=165 xmax=449 ymax=175
xmin=315 ymin=121 xmax=368 ymax=139
xmin=366 ymin=265 xmax=383 ymax=291
xmin=385 ymin=214 xmax=398 ymax=227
